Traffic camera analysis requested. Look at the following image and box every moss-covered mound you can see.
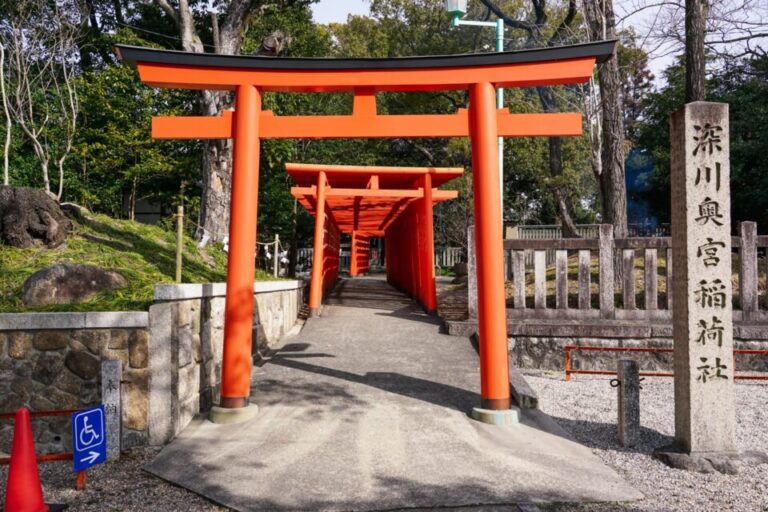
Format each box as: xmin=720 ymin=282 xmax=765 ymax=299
xmin=0 ymin=211 xmax=275 ymax=312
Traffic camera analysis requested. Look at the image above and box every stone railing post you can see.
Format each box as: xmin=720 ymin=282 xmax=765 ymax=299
xmin=101 ymin=359 xmax=122 ymax=461
xmin=599 ymin=224 xmax=615 ymax=319
xmin=739 ymin=221 xmax=758 ymax=320
xmin=147 ymin=302 xmax=173 ymax=445
xmin=617 ymin=359 xmax=640 ymax=447
xmin=467 ymin=224 xmax=478 ymax=319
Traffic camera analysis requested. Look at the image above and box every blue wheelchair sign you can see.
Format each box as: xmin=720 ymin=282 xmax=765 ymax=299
xmin=72 ymin=405 xmax=107 ymax=472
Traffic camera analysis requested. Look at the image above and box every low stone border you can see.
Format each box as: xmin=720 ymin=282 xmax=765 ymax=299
xmin=154 ymin=280 xmax=306 ymax=301
xmin=0 ymin=311 xmax=148 ymax=331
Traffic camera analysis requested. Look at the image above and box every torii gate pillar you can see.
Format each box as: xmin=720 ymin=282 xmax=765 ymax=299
xmin=211 ymin=85 xmax=261 ymax=422
xmin=469 ymin=82 xmax=517 ymax=423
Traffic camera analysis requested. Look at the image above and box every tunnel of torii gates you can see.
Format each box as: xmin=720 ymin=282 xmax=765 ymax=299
xmin=286 ymin=163 xmax=464 ymax=316
xmin=117 ymin=39 xmax=615 ymax=418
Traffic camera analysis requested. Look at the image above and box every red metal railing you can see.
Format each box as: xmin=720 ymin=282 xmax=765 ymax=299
xmin=0 ymin=408 xmax=89 ymax=489
xmin=564 ymin=345 xmax=768 ymax=382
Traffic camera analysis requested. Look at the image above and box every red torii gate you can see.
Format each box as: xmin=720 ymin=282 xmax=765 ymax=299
xmin=117 ymin=40 xmax=615 ymax=423
xmin=287 ymin=163 xmax=463 ymax=315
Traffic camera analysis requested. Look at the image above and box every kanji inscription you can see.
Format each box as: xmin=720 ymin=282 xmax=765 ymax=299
xmin=671 ymin=102 xmax=735 ymax=453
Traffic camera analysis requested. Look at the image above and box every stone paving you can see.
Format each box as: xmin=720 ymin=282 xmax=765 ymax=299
xmin=146 ymin=277 xmax=641 ymax=511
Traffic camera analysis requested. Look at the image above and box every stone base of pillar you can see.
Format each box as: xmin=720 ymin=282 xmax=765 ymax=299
xmin=470 ymin=406 xmax=520 ymax=426
xmin=653 ymin=444 xmax=768 ymax=474
xmin=209 ymin=403 xmax=259 ymax=425
xmin=309 ymin=307 xmax=321 ymax=318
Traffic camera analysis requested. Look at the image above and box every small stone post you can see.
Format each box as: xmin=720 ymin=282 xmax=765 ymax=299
xmin=467 ymin=224 xmax=478 ymax=319
xmin=101 ymin=359 xmax=122 ymax=461
xmin=670 ymin=102 xmax=736 ymax=454
xmin=175 ymin=205 xmax=184 ymax=283
xmin=617 ymin=359 xmax=640 ymax=447
xmin=273 ymin=234 xmax=280 ymax=277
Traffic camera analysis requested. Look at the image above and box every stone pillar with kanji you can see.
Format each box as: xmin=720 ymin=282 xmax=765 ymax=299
xmin=670 ymin=102 xmax=736 ymax=455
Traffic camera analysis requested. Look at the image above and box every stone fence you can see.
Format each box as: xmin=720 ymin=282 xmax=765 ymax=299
xmin=0 ymin=280 xmax=306 ymax=454
xmin=451 ymin=224 xmax=768 ymax=375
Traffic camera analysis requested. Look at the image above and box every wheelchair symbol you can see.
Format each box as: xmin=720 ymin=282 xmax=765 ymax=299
xmin=74 ymin=409 xmax=104 ymax=451
xmin=79 ymin=417 xmax=100 ymax=447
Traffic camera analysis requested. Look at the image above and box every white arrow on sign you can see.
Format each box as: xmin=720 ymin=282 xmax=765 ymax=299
xmin=80 ymin=451 xmax=100 ymax=464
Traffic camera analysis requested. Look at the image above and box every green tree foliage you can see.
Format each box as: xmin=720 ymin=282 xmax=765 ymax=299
xmin=638 ymin=54 xmax=768 ymax=230
xmin=70 ymin=29 xmax=199 ymax=217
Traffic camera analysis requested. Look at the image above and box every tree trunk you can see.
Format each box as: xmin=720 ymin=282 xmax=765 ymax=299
xmin=129 ymin=176 xmax=137 ymax=221
xmin=582 ymin=0 xmax=628 ymax=240
xmin=198 ymin=136 xmax=233 ymax=241
xmin=537 ymin=86 xmax=580 ymax=237
xmin=598 ymin=52 xmax=628 ymax=240
xmin=0 ymin=42 xmax=10 ymax=186
xmin=685 ymin=0 xmax=708 ymax=102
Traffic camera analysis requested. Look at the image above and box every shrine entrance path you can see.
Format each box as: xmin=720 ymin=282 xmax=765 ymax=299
xmin=146 ymin=277 xmax=642 ymax=512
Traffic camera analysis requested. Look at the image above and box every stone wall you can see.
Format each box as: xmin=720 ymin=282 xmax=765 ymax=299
xmin=447 ymin=317 xmax=768 ymax=375
xmin=0 ymin=280 xmax=307 ymax=451
xmin=508 ymin=335 xmax=768 ymax=375
xmin=0 ymin=312 xmax=149 ymax=454
xmin=148 ymin=281 xmax=306 ymax=445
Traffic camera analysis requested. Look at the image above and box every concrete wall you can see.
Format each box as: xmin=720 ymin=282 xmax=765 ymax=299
xmin=0 ymin=280 xmax=307 ymax=452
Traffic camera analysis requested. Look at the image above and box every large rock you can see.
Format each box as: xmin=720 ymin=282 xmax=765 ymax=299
xmin=22 ymin=264 xmax=128 ymax=306
xmin=0 ymin=186 xmax=71 ymax=248
xmin=64 ymin=351 xmax=99 ymax=380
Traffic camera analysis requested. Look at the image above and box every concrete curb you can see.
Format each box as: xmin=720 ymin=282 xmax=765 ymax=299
xmin=155 ymin=280 xmax=306 ymax=301
xmin=0 ymin=311 xmax=149 ymax=331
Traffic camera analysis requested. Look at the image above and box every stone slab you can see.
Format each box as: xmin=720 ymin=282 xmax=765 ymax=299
xmin=0 ymin=313 xmax=86 ymax=330
xmin=510 ymin=367 xmax=539 ymax=409
xmin=147 ymin=277 xmax=642 ymax=511
xmin=85 ymin=311 xmax=148 ymax=329
xmin=0 ymin=312 xmax=149 ymax=331
xmin=101 ymin=359 xmax=122 ymax=460
xmin=154 ymin=281 xmax=306 ymax=301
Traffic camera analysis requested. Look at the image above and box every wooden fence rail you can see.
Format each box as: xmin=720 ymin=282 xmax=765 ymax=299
xmin=489 ymin=222 xmax=766 ymax=322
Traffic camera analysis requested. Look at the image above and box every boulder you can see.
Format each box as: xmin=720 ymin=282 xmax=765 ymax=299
xmin=22 ymin=264 xmax=128 ymax=306
xmin=0 ymin=186 xmax=71 ymax=248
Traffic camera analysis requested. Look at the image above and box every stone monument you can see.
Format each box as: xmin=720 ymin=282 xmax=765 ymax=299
xmin=101 ymin=359 xmax=122 ymax=461
xmin=656 ymin=102 xmax=767 ymax=473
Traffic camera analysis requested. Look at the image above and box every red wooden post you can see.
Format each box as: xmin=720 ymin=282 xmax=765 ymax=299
xmin=76 ymin=470 xmax=87 ymax=491
xmin=309 ymin=171 xmax=327 ymax=316
xmin=220 ymin=84 xmax=261 ymax=409
xmin=470 ymin=82 xmax=511 ymax=411
xmin=422 ymin=173 xmax=437 ymax=313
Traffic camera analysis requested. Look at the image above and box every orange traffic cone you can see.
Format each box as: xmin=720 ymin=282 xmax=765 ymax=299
xmin=4 ymin=408 xmax=48 ymax=512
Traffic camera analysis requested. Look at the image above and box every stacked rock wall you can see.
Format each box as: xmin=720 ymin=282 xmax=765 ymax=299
xmin=0 ymin=280 xmax=307 ymax=451
xmin=0 ymin=313 xmax=149 ymax=454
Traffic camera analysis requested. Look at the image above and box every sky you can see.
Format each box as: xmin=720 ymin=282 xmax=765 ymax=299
xmin=311 ymin=0 xmax=370 ymax=24
xmin=310 ymin=0 xmax=675 ymax=80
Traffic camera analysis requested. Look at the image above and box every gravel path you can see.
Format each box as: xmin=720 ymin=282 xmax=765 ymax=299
xmin=0 ymin=446 xmax=226 ymax=511
xmin=526 ymin=371 xmax=768 ymax=512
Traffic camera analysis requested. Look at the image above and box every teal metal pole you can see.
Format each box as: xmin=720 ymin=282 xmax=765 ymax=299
xmin=496 ymin=18 xmax=505 ymax=233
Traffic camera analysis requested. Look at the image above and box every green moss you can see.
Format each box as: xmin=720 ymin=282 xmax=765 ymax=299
xmin=0 ymin=211 xmax=278 ymax=312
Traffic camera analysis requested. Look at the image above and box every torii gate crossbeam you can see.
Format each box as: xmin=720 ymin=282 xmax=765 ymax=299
xmin=117 ymin=40 xmax=616 ymax=423
xmin=287 ymin=163 xmax=462 ymax=316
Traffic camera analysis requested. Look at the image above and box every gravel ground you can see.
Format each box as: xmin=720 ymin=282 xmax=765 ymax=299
xmin=1 ymin=371 xmax=764 ymax=511
xmin=0 ymin=446 xmax=226 ymax=511
xmin=526 ymin=371 xmax=768 ymax=512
